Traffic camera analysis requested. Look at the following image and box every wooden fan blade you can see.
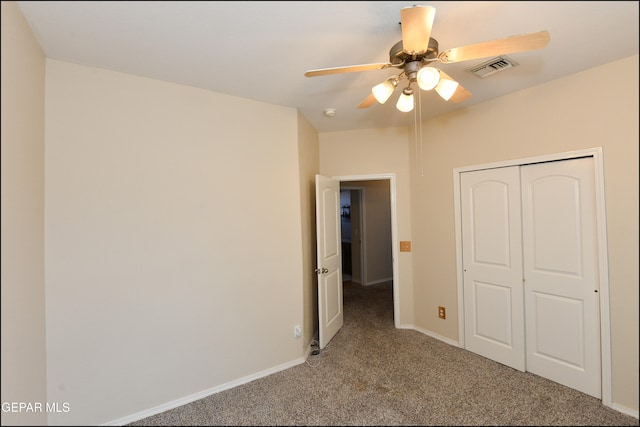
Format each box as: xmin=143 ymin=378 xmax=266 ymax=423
xmin=449 ymin=85 xmax=472 ymax=103
xmin=400 ymin=5 xmax=436 ymax=55
xmin=438 ymin=30 xmax=550 ymax=64
xmin=304 ymin=63 xmax=391 ymax=77
xmin=357 ymin=93 xmax=377 ymax=109
xmin=439 ymin=70 xmax=473 ymax=103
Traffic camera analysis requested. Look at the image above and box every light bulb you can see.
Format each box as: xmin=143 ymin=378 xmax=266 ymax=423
xmin=396 ymin=87 xmax=414 ymax=112
xmin=435 ymin=78 xmax=459 ymax=101
xmin=416 ymin=67 xmax=440 ymax=91
xmin=372 ymin=78 xmax=397 ymax=104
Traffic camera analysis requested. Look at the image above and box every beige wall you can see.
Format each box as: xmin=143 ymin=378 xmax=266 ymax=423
xmin=0 ymin=2 xmax=48 ymax=426
xmin=409 ymin=55 xmax=638 ymax=413
xmin=296 ymin=111 xmax=320 ymax=349
xmin=43 ymin=59 xmax=306 ymax=425
xmin=319 ymin=127 xmax=415 ymax=325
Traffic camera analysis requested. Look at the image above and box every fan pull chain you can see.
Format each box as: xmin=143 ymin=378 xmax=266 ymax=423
xmin=414 ymin=95 xmax=418 ymax=178
xmin=413 ymin=90 xmax=424 ymax=179
xmin=419 ymin=91 xmax=424 ymax=177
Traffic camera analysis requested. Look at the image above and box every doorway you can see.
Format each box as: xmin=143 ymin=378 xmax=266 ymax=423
xmin=316 ymin=174 xmax=398 ymax=348
xmin=334 ymin=174 xmax=399 ymax=328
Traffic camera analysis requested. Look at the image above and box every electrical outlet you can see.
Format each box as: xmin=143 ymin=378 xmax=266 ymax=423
xmin=294 ymin=325 xmax=302 ymax=338
xmin=438 ymin=306 xmax=446 ymax=319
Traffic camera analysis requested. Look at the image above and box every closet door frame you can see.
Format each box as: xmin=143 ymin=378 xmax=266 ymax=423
xmin=453 ymin=147 xmax=612 ymax=406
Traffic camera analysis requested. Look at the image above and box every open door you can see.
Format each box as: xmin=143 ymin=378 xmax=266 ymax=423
xmin=315 ymin=174 xmax=344 ymax=349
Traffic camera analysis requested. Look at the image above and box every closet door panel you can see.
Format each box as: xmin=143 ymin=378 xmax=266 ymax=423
xmin=521 ymin=157 xmax=601 ymax=398
xmin=461 ymin=166 xmax=525 ymax=371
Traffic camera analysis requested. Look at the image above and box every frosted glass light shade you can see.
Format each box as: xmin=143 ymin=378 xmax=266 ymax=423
xmin=396 ymin=88 xmax=414 ymax=112
xmin=416 ymin=67 xmax=440 ymax=91
xmin=435 ymin=78 xmax=459 ymax=101
xmin=372 ymin=79 xmax=397 ymax=104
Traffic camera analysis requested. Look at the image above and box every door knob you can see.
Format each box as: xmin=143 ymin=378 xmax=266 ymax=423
xmin=322 ymin=268 xmax=328 ymax=273
xmin=315 ymin=268 xmax=329 ymax=274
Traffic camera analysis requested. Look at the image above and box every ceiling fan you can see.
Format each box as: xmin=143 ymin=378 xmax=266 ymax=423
xmin=304 ymin=5 xmax=550 ymax=112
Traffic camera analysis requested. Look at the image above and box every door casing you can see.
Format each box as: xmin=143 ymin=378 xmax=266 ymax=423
xmin=453 ymin=147 xmax=612 ymax=406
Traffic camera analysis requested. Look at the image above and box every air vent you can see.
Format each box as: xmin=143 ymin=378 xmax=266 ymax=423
xmin=467 ymin=56 xmax=519 ymax=78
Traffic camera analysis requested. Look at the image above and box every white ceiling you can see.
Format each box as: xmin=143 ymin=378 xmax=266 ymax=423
xmin=16 ymin=1 xmax=639 ymax=133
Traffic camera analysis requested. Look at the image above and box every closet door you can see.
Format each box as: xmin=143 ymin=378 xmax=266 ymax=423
xmin=521 ymin=157 xmax=601 ymax=398
xmin=461 ymin=166 xmax=525 ymax=371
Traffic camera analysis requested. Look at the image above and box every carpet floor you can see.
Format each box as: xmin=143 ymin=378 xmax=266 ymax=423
xmin=129 ymin=280 xmax=639 ymax=426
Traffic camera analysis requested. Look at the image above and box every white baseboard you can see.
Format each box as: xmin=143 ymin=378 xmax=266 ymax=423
xmin=102 ymin=357 xmax=306 ymax=426
xmin=608 ymin=402 xmax=639 ymax=419
xmin=399 ymin=323 xmax=462 ymax=348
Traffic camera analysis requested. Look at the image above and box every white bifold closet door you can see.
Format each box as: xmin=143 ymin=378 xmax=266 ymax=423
xmin=461 ymin=157 xmax=601 ymax=398
xmin=461 ymin=166 xmax=526 ymax=371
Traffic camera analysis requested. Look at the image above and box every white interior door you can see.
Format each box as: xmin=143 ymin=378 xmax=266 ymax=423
xmin=316 ymin=175 xmax=343 ymax=349
xmin=461 ymin=166 xmax=525 ymax=371
xmin=521 ymin=157 xmax=601 ymax=398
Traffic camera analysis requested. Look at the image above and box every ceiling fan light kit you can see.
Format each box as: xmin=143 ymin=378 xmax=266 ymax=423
xmin=416 ymin=67 xmax=440 ymax=91
xmin=372 ymin=77 xmax=399 ymax=104
xmin=435 ymin=76 xmax=459 ymax=101
xmin=304 ymin=4 xmax=550 ymax=113
xmin=396 ymin=87 xmax=415 ymax=113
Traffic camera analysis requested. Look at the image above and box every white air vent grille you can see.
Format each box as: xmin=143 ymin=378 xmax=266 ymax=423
xmin=467 ymin=56 xmax=519 ymax=78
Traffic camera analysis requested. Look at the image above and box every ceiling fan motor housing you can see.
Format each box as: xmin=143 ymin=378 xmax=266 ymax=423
xmin=389 ymin=37 xmax=439 ymax=65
